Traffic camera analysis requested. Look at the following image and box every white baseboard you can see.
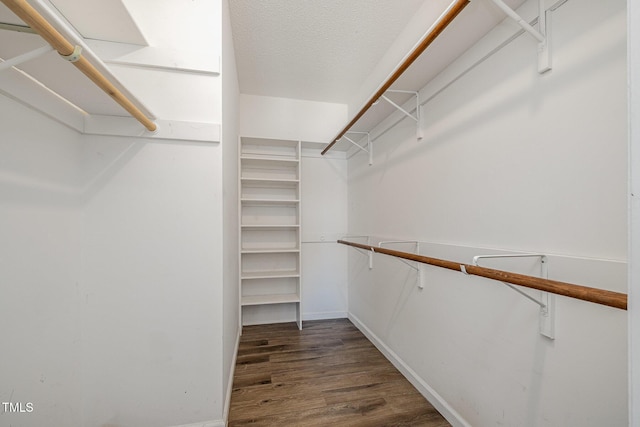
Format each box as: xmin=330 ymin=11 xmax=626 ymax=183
xmin=348 ymin=313 xmax=471 ymax=427
xmin=223 ymin=327 xmax=241 ymax=425
xmin=303 ymin=311 xmax=348 ymax=321
xmin=171 ymin=421 xmax=225 ymax=427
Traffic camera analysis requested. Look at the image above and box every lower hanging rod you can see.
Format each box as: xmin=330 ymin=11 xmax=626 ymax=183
xmin=338 ymin=239 xmax=627 ymax=310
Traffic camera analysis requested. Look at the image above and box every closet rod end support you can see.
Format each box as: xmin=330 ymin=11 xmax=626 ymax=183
xmin=60 ymin=45 xmax=82 ymax=63
xmin=145 ymin=122 xmax=158 ymax=133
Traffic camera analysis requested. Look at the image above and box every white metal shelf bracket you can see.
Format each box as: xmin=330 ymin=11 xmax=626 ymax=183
xmin=379 ymin=240 xmax=424 ymax=289
xmin=473 ymin=253 xmax=555 ymax=339
xmin=342 ymin=235 xmax=374 ymax=269
xmin=0 ymin=45 xmax=53 ymax=72
xmin=379 ymin=90 xmax=423 ymax=140
xmin=369 ymin=247 xmax=375 ymax=270
xmin=341 ymin=132 xmax=372 ymax=165
xmin=490 ymin=0 xmax=551 ymax=73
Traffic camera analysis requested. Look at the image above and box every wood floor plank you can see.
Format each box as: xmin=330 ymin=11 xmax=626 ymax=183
xmin=271 ymin=362 xmax=402 ymax=385
xmin=321 ymin=379 xmax=422 ymax=405
xmin=229 ymin=319 xmax=451 ymax=427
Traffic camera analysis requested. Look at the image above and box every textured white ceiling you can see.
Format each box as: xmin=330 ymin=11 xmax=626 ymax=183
xmin=229 ymin=0 xmax=426 ymax=104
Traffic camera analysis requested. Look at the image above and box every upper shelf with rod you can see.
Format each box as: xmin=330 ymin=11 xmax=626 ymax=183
xmin=321 ymin=0 xmax=554 ymax=157
xmin=0 ymin=0 xmax=156 ymax=131
xmin=321 ymin=0 xmax=470 ymax=156
xmin=0 ymin=0 xmax=221 ymax=142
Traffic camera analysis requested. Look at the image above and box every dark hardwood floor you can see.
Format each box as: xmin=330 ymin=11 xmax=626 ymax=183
xmin=229 ymin=318 xmax=451 ymax=426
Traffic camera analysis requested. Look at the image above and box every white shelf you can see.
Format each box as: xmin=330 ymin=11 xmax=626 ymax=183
xmin=241 ymin=173 xmax=298 ymax=181
xmin=242 ymin=270 xmax=300 ymax=280
xmin=241 ymin=154 xmax=299 ymax=163
xmin=241 ymin=252 xmax=299 ymax=277
xmin=241 ymin=157 xmax=299 ymax=168
xmin=241 ymin=198 xmax=300 ymax=205
xmin=241 ymin=177 xmax=299 ymax=184
xmin=241 ymin=248 xmax=300 ymax=254
xmin=241 ymin=225 xmax=299 ymax=229
xmin=239 ymin=137 xmax=302 ymax=330
xmin=241 ymin=180 xmax=298 ymax=202
xmin=241 ymin=293 xmax=300 ymax=306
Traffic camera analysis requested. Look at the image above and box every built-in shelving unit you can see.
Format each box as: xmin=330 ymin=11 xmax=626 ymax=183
xmin=239 ymin=137 xmax=302 ymax=329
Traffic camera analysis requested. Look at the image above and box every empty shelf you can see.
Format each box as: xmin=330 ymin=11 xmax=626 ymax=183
xmin=242 ymin=270 xmax=300 ymax=280
xmin=242 ymin=293 xmax=301 ymax=306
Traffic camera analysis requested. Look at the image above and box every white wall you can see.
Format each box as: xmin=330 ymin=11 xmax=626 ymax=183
xmin=2 ymin=1 xmax=229 ymax=426
xmin=628 ymin=0 xmax=640 ymax=424
xmin=77 ymin=1 xmax=226 ymax=425
xmin=239 ymin=94 xmax=347 ymax=143
xmin=221 ymin=0 xmax=240 ymax=418
xmin=0 ymin=95 xmax=83 ymax=427
xmin=346 ymin=0 xmax=628 ymax=426
xmin=80 ymin=136 xmax=223 ymax=427
xmin=112 ymin=0 xmax=223 ymax=125
xmin=301 ymin=151 xmax=349 ymax=320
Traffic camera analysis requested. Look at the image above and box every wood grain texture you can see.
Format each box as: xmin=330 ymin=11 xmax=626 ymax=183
xmin=229 ymin=319 xmax=451 ymax=427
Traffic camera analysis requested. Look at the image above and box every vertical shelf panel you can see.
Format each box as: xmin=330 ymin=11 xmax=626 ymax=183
xmin=239 ymin=137 xmax=302 ymax=331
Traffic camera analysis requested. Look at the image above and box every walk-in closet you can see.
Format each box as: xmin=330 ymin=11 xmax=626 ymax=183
xmin=1 ymin=0 xmax=638 ymax=426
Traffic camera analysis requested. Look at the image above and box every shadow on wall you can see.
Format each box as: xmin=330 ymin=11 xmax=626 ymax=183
xmin=0 ymin=133 xmax=220 ymax=209
xmin=0 ymin=134 xmax=144 ymax=209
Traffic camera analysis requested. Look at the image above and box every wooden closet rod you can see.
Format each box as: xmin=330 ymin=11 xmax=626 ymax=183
xmin=1 ymin=0 xmax=157 ymax=132
xmin=321 ymin=0 xmax=469 ymax=155
xmin=339 ymin=239 xmax=628 ymax=310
